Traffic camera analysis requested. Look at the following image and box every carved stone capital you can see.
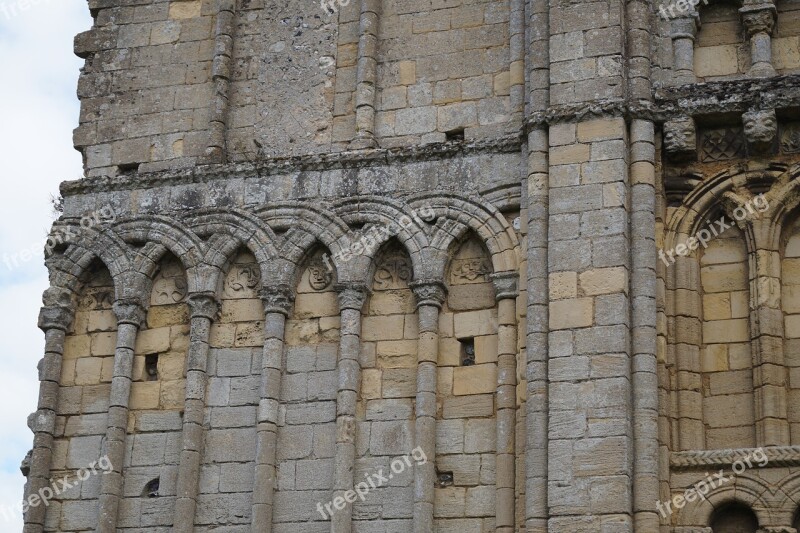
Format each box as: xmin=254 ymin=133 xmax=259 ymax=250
xmin=491 ymin=272 xmax=519 ymax=301
xmin=334 ymin=283 xmax=369 ymax=311
xmin=38 ymin=287 xmax=75 ymax=332
xmin=743 ymin=108 xmax=778 ymax=153
xmin=38 ymin=306 xmax=75 ymax=332
xmin=260 ymin=284 xmax=295 ymax=316
xmin=758 ymin=528 xmax=797 ymax=533
xmin=187 ymin=292 xmax=220 ymax=321
xmin=670 ymin=14 xmax=700 ymax=40
xmin=410 ymin=280 xmax=448 ymax=309
xmin=664 ymin=116 xmax=697 ymax=160
xmin=112 ymin=298 xmax=147 ymax=327
xmin=741 ymin=4 xmax=776 ymax=37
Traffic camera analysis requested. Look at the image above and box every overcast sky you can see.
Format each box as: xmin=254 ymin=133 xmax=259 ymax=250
xmin=0 ymin=1 xmax=92 ymax=527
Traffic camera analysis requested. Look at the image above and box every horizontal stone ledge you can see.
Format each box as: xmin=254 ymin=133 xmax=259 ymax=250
xmin=671 ymin=445 xmax=800 ymax=470
xmin=60 ymin=135 xmax=524 ymax=196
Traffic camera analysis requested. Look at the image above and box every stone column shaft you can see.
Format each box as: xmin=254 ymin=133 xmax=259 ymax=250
xmin=331 ymin=283 xmax=368 ymax=533
xmin=524 ymin=0 xmax=549 ymax=527
xmin=748 ymin=220 xmax=789 ymax=446
xmin=96 ymin=300 xmax=147 ymax=533
xmin=630 ymin=119 xmax=660 ymax=532
xmin=350 ymin=0 xmax=380 ymax=149
xmin=741 ymin=3 xmax=777 ymax=77
xmin=174 ymin=293 xmax=220 ymax=533
xmin=525 ymin=125 xmax=549 ymax=533
xmin=410 ymin=281 xmax=446 ymax=533
xmin=206 ymin=0 xmax=236 ymax=162
xmin=493 ymin=273 xmax=519 ymax=533
xmin=24 ymin=289 xmax=75 ymax=533
xmin=670 ymin=16 xmax=699 ymax=85
xmin=252 ymin=286 xmax=294 ymax=533
xmin=673 ymin=255 xmax=704 ymax=451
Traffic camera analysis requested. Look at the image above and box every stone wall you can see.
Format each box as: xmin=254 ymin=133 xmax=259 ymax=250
xmin=20 ymin=0 xmax=800 ymax=532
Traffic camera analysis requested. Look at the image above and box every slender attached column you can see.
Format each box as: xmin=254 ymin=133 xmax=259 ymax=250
xmin=331 ymin=283 xmax=368 ymax=533
xmin=493 ymin=272 xmax=519 ymax=533
xmin=205 ymin=0 xmax=236 ymax=162
xmin=741 ymin=3 xmax=777 ymax=78
xmin=24 ymin=288 xmax=75 ymax=533
xmin=409 ymin=280 xmax=447 ymax=533
xmin=630 ymin=119 xmax=660 ymax=532
xmin=349 ymin=0 xmax=380 ymax=149
xmin=252 ymin=285 xmax=295 ymax=533
xmin=508 ymin=0 xmax=524 ymax=125
xmin=673 ymin=253 xmax=704 ymax=451
xmin=174 ymin=292 xmax=220 ymax=533
xmin=524 ymin=0 xmax=549 ymax=529
xmin=748 ymin=218 xmax=789 ymax=446
xmin=96 ymin=298 xmax=147 ymax=533
xmin=670 ymin=14 xmax=699 ymax=85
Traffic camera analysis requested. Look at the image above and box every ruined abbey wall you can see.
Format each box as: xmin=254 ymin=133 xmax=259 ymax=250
xmin=20 ymin=0 xmax=800 ymax=532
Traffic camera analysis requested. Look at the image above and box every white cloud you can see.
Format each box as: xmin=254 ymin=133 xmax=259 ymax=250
xmin=0 ymin=2 xmax=93 ymax=528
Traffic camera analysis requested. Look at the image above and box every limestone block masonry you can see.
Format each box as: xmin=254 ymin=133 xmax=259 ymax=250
xmin=20 ymin=0 xmax=800 ymax=532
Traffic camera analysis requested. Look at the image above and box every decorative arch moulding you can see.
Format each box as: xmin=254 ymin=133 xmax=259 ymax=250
xmin=671 ymin=446 xmax=800 ymax=470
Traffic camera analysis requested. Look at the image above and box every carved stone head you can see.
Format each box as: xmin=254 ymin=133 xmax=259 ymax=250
xmin=663 ymin=117 xmax=696 ymax=160
xmin=743 ymin=109 xmax=777 ymax=153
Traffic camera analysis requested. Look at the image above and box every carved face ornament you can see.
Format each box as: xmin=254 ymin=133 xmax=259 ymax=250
xmin=308 ymin=263 xmax=333 ymax=291
xmin=664 ymin=119 xmax=696 ymax=155
xmin=743 ymin=110 xmax=777 ymax=150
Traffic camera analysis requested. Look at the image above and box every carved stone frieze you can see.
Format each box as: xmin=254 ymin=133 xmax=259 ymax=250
xmin=699 ymin=128 xmax=746 ymax=162
xmin=307 ymin=259 xmax=334 ymax=291
xmin=780 ymin=123 xmax=800 ymax=153
xmin=373 ymin=252 xmax=412 ymax=290
xmin=450 ymin=258 xmax=491 ymax=285
xmin=223 ymin=261 xmax=261 ymax=299
xmin=671 ymin=446 xmax=800 ymax=469
xmin=152 ymin=261 xmax=188 ymax=305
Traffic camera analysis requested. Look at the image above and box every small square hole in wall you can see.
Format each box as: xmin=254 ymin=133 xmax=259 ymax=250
xmin=145 ymin=354 xmax=159 ymax=381
xmin=117 ymin=163 xmax=140 ymax=175
xmin=445 ymin=128 xmax=465 ymax=141
xmin=436 ymin=470 xmax=454 ymax=488
xmin=143 ymin=478 xmax=160 ymax=498
xmin=460 ymin=338 xmax=475 ymax=366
